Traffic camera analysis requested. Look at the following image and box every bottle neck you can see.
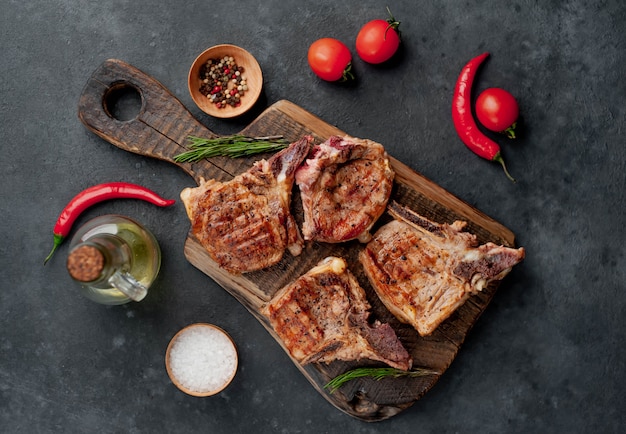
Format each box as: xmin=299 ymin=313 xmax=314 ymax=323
xmin=66 ymin=244 xmax=105 ymax=282
xmin=66 ymin=235 xmax=131 ymax=284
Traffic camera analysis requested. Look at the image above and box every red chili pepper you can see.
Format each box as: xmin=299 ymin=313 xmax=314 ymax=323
xmin=44 ymin=182 xmax=176 ymax=265
xmin=452 ymin=52 xmax=515 ymax=182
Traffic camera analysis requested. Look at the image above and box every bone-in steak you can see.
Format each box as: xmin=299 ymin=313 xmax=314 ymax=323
xmin=261 ymin=256 xmax=412 ymax=370
xmin=360 ymin=202 xmax=525 ymax=336
xmin=180 ymin=136 xmax=312 ymax=273
xmin=294 ymin=135 xmax=394 ymax=243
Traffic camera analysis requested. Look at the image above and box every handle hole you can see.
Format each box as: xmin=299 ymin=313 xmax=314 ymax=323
xmin=104 ymin=83 xmax=142 ymax=121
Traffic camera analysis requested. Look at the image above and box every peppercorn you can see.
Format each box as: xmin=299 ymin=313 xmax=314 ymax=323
xmin=199 ymin=55 xmax=247 ymax=109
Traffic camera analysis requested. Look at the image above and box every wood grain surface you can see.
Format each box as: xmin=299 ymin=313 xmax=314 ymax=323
xmin=78 ymin=59 xmax=517 ymax=422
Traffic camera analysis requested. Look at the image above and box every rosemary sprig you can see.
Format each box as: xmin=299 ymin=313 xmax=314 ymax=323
xmin=324 ymin=367 xmax=439 ymax=394
xmin=173 ymin=134 xmax=289 ymax=162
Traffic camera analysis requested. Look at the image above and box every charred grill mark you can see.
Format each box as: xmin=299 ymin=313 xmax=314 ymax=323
xmin=182 ymin=137 xmax=310 ymax=273
xmin=296 ymin=136 xmax=394 ymax=243
xmin=361 ymin=207 xmax=524 ymax=336
xmin=337 ymin=216 xmax=368 ymax=241
xmin=263 ymin=257 xmax=412 ymax=370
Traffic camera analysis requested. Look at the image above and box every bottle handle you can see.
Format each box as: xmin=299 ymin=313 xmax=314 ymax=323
xmin=108 ymin=271 xmax=148 ymax=302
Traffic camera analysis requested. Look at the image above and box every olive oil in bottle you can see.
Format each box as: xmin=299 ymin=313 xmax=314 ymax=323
xmin=66 ymin=215 xmax=161 ymax=305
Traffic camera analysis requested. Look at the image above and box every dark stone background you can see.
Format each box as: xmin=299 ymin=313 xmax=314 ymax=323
xmin=1 ymin=1 xmax=624 ymax=432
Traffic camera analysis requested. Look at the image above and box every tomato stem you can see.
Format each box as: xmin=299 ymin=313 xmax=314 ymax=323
xmin=493 ymin=152 xmax=516 ymax=183
xmin=504 ymin=122 xmax=517 ymax=139
xmin=385 ymin=6 xmax=401 ymax=39
xmin=341 ymin=62 xmax=355 ymax=82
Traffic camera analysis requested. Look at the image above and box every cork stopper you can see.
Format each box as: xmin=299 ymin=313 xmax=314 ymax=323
xmin=67 ymin=245 xmax=105 ymax=282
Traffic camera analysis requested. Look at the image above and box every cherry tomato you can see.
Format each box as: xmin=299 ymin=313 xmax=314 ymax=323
xmin=308 ymin=38 xmax=354 ymax=82
xmin=475 ymin=87 xmax=520 ymax=138
xmin=356 ymin=9 xmax=401 ymax=64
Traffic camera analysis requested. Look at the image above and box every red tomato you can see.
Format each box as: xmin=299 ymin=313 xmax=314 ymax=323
xmin=356 ymin=13 xmax=401 ymax=64
xmin=308 ymin=38 xmax=354 ymax=82
xmin=475 ymin=88 xmax=520 ymax=138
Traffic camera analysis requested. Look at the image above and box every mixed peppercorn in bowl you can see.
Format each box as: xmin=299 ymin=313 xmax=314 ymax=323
xmin=188 ymin=44 xmax=263 ymax=118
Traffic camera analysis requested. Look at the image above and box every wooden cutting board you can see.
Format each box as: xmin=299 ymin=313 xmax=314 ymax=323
xmin=78 ymin=59 xmax=517 ymax=422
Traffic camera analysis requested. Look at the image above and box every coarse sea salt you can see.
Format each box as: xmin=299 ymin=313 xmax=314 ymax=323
xmin=167 ymin=324 xmax=238 ymax=395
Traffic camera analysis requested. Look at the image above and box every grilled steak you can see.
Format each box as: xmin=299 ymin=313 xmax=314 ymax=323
xmin=359 ymin=202 xmax=525 ymax=336
xmin=261 ymin=256 xmax=412 ymax=370
xmin=294 ymin=135 xmax=394 ymax=243
xmin=180 ymin=136 xmax=312 ymax=273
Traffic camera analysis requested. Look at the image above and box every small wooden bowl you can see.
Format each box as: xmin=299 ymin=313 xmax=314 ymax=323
xmin=165 ymin=323 xmax=238 ymax=397
xmin=188 ymin=44 xmax=263 ymax=118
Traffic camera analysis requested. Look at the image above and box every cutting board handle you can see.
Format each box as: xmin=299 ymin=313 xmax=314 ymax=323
xmin=77 ymin=58 xmax=228 ymax=183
